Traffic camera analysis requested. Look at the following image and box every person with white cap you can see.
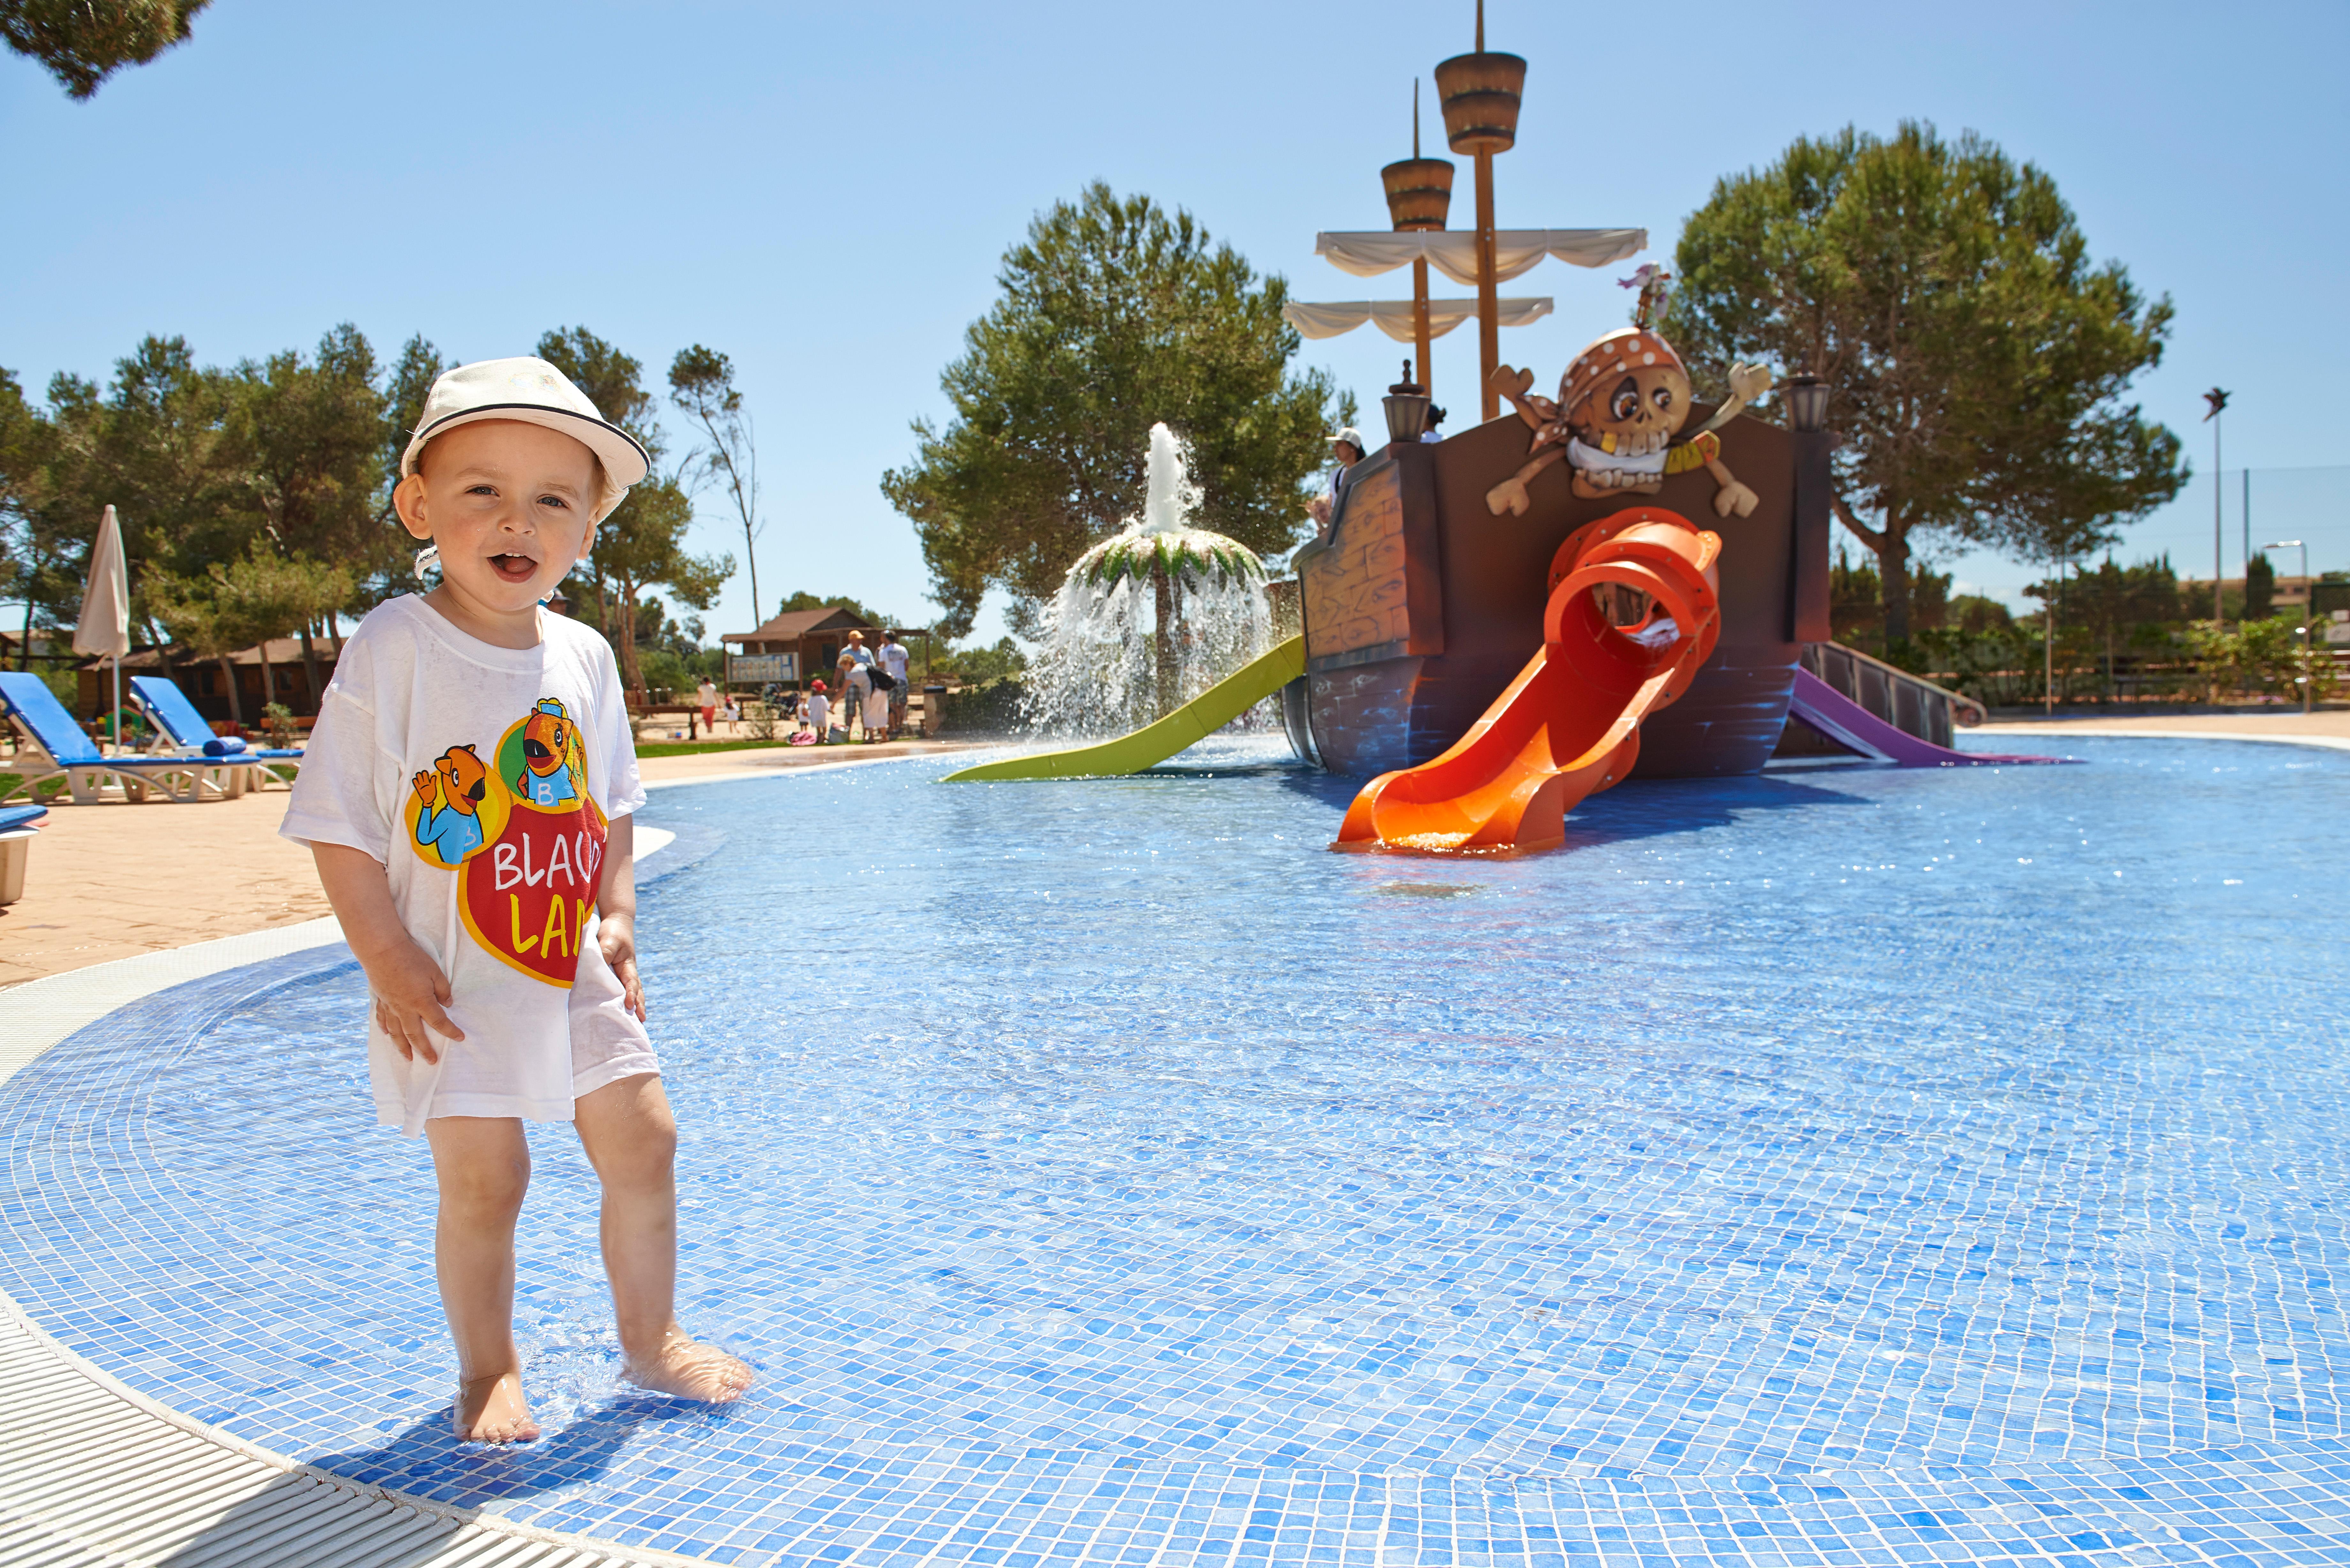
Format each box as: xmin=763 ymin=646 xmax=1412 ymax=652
xmin=279 ymin=357 xmax=752 ymax=1443
xmin=1307 ymin=427 xmax=1368 ymax=538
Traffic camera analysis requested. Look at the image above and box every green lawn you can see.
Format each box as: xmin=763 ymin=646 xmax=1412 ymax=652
xmin=633 ymin=736 xmax=800 ymax=760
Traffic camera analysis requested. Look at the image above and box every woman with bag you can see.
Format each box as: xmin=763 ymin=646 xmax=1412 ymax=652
xmin=863 ymin=660 xmax=894 ymax=742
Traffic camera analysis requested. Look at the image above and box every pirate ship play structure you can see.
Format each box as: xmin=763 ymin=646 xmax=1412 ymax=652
xmin=946 ymin=6 xmax=2058 ymax=843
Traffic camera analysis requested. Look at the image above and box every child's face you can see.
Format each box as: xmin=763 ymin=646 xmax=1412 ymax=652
xmin=394 ymin=420 xmax=600 ymax=616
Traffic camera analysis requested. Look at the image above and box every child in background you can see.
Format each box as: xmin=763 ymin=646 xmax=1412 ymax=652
xmin=805 ymin=680 xmax=830 ymax=743
xmin=281 ymin=357 xmax=752 ymax=1443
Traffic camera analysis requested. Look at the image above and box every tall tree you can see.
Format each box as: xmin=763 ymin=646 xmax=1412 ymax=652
xmin=668 ymin=344 xmax=765 ymax=622
xmin=881 ymin=181 xmax=1351 ymax=637
xmin=149 ymin=548 xmax=351 ymax=726
xmin=589 ymin=477 xmax=732 ymax=697
xmin=0 ymin=368 xmax=58 ymax=669
xmin=535 ymin=327 xmax=662 ymax=643
xmin=34 ymin=336 xmax=239 ymax=649
xmin=1668 ymin=123 xmax=2185 ymax=641
xmin=1 ymin=0 xmax=208 ymax=99
xmin=221 ymin=324 xmax=386 ymax=695
xmin=535 ymin=328 xmax=733 ymax=692
xmin=377 ymin=335 xmax=451 ymax=542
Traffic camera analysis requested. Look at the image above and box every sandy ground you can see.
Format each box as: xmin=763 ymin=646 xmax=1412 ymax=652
xmin=0 ymin=739 xmax=986 ymax=989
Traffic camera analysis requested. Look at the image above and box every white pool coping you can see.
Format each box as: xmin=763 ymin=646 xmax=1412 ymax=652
xmin=1972 ymin=724 xmax=2350 ymax=753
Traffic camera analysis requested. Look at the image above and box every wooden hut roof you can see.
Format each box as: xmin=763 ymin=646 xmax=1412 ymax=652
xmin=722 ymin=606 xmax=872 ymax=645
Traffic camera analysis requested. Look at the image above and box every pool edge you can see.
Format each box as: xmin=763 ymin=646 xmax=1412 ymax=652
xmin=0 ymin=847 xmax=724 ymax=1567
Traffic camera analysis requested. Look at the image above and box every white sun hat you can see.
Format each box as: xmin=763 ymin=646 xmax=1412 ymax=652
xmin=400 ymin=356 xmax=651 ymax=519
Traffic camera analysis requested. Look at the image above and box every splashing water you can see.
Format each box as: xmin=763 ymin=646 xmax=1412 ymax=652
xmin=1022 ymin=424 xmax=1274 ymax=738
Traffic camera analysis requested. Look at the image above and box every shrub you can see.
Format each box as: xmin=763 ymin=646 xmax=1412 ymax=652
xmin=930 ymin=677 xmax=1027 ymax=735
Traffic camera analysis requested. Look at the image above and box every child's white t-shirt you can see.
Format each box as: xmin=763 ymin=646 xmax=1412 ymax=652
xmin=281 ymin=596 xmax=649 ymax=1135
xmin=807 ymin=693 xmax=829 ymax=728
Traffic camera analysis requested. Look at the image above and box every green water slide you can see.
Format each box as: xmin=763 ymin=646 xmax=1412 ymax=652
xmin=942 ymin=634 xmax=1306 ymax=782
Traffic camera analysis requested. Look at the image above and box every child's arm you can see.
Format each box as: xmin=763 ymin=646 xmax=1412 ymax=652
xmin=310 ymin=843 xmax=466 ymax=1063
xmin=596 ymin=816 xmax=646 ymax=1021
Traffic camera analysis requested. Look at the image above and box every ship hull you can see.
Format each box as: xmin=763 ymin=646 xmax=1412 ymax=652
xmin=1293 ymin=406 xmax=1831 ymax=779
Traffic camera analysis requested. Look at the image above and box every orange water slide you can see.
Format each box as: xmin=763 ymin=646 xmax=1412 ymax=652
xmin=1333 ymin=507 xmax=1722 ymax=854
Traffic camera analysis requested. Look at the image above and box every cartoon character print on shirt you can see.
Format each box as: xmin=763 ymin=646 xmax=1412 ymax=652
xmin=399 ymin=697 xmax=607 ymax=989
xmin=405 ymin=743 xmax=510 ymax=868
xmin=456 ymin=696 xmax=608 ymax=988
xmin=511 ymin=698 xmax=581 ymax=808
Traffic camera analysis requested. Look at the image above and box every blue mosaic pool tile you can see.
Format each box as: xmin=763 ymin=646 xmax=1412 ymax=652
xmin=6 ymin=742 xmax=2350 ymax=1565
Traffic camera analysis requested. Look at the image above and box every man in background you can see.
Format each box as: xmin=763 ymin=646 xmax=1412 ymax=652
xmin=879 ymin=631 xmax=912 ymax=738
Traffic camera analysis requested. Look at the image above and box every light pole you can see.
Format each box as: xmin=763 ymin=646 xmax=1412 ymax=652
xmin=2202 ymin=388 xmax=2228 ymax=628
xmin=2264 ymin=538 xmax=2312 ymax=714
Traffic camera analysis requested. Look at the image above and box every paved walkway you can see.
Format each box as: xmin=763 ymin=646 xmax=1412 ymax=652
xmin=0 ymin=741 xmax=989 ymax=990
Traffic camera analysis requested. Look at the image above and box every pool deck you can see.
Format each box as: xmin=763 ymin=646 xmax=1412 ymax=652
xmin=0 ymin=740 xmax=981 ymax=990
xmin=1975 ymin=709 xmax=2350 ymax=745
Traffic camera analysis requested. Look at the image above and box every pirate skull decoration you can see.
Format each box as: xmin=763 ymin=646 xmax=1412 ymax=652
xmin=1483 ymin=328 xmax=1771 ymax=519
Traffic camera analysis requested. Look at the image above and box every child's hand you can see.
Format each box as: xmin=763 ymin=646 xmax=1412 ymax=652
xmin=367 ymin=939 xmax=464 ymax=1064
xmin=599 ymin=912 xmax=647 ymax=1021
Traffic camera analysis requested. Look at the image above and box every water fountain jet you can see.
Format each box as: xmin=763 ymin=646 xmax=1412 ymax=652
xmin=1022 ymin=424 xmax=1273 ymax=737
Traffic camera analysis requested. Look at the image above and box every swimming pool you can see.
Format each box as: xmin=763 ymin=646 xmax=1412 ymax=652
xmin=4 ymin=737 xmax=2347 ymax=1566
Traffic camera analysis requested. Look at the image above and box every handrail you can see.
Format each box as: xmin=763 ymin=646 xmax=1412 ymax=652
xmin=1803 ymin=641 xmax=1986 ymax=728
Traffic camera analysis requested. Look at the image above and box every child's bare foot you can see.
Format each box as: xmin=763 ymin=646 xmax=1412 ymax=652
xmin=623 ymin=1330 xmax=753 ymax=1402
xmin=453 ymin=1372 xmax=540 ymax=1443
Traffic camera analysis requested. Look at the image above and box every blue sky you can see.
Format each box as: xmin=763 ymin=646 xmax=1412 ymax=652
xmin=3 ymin=0 xmax=2341 ymax=643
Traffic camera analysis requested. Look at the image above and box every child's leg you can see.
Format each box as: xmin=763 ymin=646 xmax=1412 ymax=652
xmin=425 ymin=1115 xmax=540 ymax=1442
xmin=573 ymin=1073 xmax=752 ymax=1401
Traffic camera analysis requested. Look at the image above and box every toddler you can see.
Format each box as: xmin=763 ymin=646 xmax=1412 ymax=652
xmin=283 ymin=357 xmax=751 ymax=1442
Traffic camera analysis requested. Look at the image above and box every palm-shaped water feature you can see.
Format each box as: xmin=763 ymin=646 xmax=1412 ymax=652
xmin=1021 ymin=423 xmax=1274 ymax=737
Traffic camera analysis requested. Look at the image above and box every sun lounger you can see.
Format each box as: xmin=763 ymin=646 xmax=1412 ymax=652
xmin=0 ymin=672 xmax=247 ymax=804
xmin=128 ymin=674 xmax=303 ymax=789
xmin=0 ymin=802 xmax=45 ymax=904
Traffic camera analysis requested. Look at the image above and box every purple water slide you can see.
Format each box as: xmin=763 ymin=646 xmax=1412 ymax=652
xmin=1785 ymin=667 xmax=2074 ymax=766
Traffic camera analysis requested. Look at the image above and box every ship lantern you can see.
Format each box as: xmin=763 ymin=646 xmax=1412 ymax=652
xmin=1784 ymin=371 xmax=1830 ymax=432
xmin=1383 ymin=360 xmax=1433 ymax=444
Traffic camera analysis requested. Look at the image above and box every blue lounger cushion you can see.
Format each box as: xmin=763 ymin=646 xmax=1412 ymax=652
xmin=0 ymin=672 xmax=241 ymax=773
xmin=0 ymin=803 xmax=47 ymax=832
xmin=2 ymin=671 xmax=109 ymax=765
xmin=128 ymin=674 xmax=302 ymax=761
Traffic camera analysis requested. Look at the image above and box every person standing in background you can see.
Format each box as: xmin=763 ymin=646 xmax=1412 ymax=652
xmin=695 ymin=675 xmax=718 ymax=737
xmin=878 ymin=632 xmax=911 ymax=739
xmin=1306 ymin=428 xmax=1366 ymax=539
xmin=839 ymin=631 xmax=875 ymax=740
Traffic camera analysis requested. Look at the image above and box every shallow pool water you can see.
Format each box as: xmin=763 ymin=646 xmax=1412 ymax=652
xmin=6 ymin=736 xmax=2349 ymax=1566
